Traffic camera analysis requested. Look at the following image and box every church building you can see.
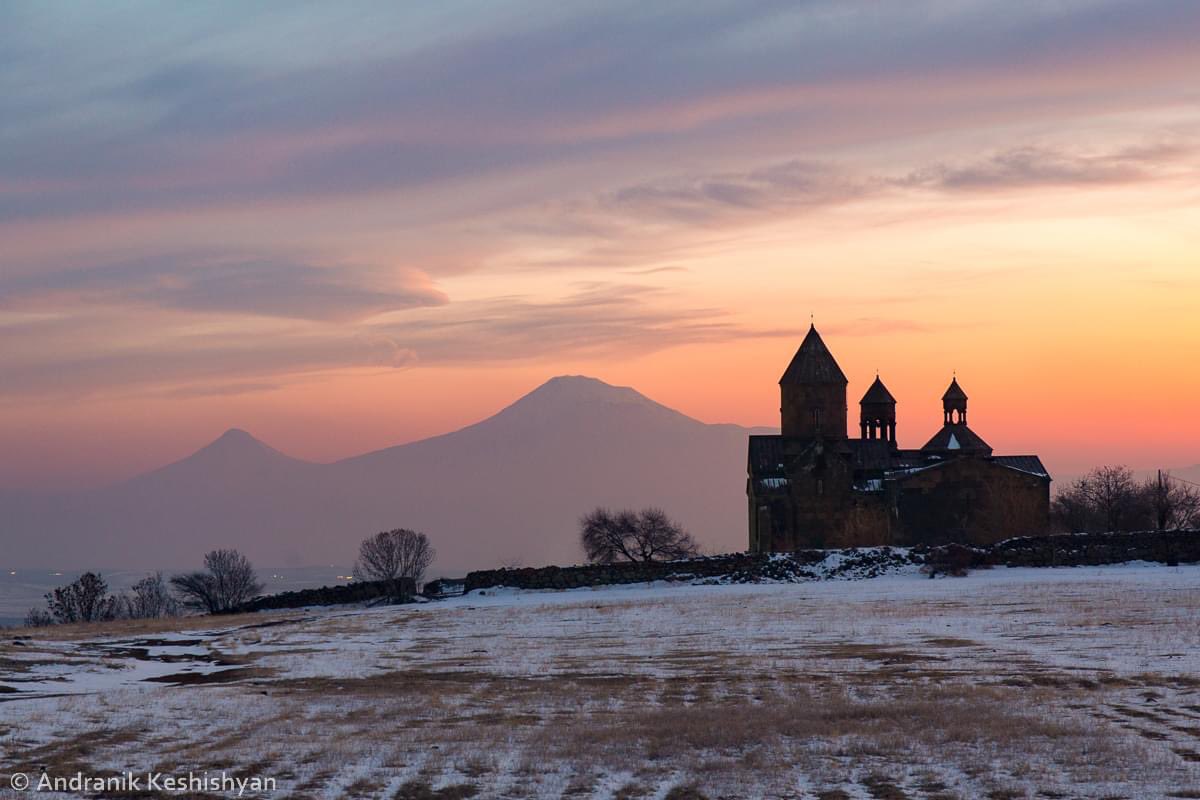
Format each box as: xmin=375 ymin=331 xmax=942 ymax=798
xmin=748 ymin=325 xmax=1051 ymax=551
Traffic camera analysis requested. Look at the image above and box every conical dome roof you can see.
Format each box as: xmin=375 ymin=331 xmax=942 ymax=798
xmin=860 ymin=376 xmax=896 ymax=405
xmin=779 ymin=325 xmax=848 ymax=385
xmin=942 ymin=377 xmax=967 ymax=402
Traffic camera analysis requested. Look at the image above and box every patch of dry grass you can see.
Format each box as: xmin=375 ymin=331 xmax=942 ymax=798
xmin=8 ymin=574 xmax=1200 ymax=797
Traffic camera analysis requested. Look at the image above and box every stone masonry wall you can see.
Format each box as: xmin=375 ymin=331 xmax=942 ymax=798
xmin=463 ymin=530 xmax=1200 ymax=592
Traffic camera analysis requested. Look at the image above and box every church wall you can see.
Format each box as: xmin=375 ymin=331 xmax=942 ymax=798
xmin=890 ymin=459 xmax=1050 ymax=546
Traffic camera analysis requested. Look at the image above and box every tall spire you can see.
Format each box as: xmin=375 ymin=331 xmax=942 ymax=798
xmin=779 ymin=325 xmax=848 ymax=439
xmin=779 ymin=325 xmax=849 ymax=385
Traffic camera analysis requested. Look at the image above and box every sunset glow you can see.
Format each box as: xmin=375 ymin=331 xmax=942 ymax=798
xmin=2 ymin=2 xmax=1198 ymax=488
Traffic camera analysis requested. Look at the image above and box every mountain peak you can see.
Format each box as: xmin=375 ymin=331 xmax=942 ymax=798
xmin=187 ymin=427 xmax=291 ymax=463
xmin=217 ymin=427 xmax=257 ymax=442
xmin=513 ymin=375 xmax=668 ymax=411
xmin=532 ymin=374 xmax=645 ymax=399
xmin=208 ymin=427 xmax=267 ymax=450
xmin=467 ymin=375 xmax=700 ymax=434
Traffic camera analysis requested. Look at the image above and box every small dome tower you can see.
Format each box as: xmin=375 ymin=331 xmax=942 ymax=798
xmin=942 ymin=377 xmax=968 ymax=425
xmin=859 ymin=376 xmax=897 ymax=447
xmin=922 ymin=376 xmax=992 ymax=456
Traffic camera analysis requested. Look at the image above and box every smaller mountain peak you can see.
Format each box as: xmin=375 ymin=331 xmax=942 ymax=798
xmin=202 ymin=427 xmax=271 ymax=455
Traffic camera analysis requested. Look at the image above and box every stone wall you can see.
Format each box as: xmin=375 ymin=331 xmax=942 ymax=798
xmin=224 ymin=530 xmax=1200 ymax=608
xmin=463 ymin=530 xmax=1200 ymax=592
xmin=463 ymin=548 xmax=929 ymax=591
xmin=232 ymin=576 xmax=415 ymax=613
xmin=463 ymin=553 xmax=792 ymax=592
xmin=985 ymin=529 xmax=1200 ymax=568
xmin=890 ymin=457 xmax=1050 ymax=547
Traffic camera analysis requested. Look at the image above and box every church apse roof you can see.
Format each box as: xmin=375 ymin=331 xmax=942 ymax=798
xmin=921 ymin=423 xmax=992 ymax=455
xmin=991 ymin=455 xmax=1051 ymax=479
xmin=779 ymin=324 xmax=848 ymax=385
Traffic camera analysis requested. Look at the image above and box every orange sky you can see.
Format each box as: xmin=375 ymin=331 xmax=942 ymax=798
xmin=1 ymin=3 xmax=1199 ymax=488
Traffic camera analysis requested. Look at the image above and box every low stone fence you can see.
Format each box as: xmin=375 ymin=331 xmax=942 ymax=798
xmin=232 ymin=576 xmax=415 ymax=613
xmin=462 ymin=552 xmax=781 ymax=593
xmin=986 ymin=529 xmax=1200 ymax=568
xmin=462 ymin=548 xmax=922 ymax=592
xmin=227 ymin=530 xmax=1200 ymax=608
xmin=462 ymin=530 xmax=1200 ymax=593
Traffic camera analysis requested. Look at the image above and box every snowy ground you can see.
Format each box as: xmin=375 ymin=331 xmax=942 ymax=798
xmin=3 ymin=563 xmax=1200 ymax=799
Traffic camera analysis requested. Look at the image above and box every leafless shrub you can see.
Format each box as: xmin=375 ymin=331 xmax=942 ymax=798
xmin=1144 ymin=471 xmax=1200 ymax=531
xmin=43 ymin=572 xmax=118 ymax=623
xmin=122 ymin=573 xmax=179 ymax=619
xmin=171 ymin=549 xmax=263 ymax=613
xmin=354 ymin=528 xmax=435 ymax=597
xmin=581 ymin=507 xmax=699 ymax=564
xmin=1052 ymin=465 xmax=1148 ymax=532
xmin=1053 ymin=465 xmax=1200 ymax=533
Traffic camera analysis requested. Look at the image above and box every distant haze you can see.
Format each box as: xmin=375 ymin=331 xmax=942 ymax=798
xmin=1 ymin=377 xmax=773 ymax=573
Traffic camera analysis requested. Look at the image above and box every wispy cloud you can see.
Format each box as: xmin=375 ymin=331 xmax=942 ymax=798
xmin=902 ymin=140 xmax=1196 ymax=191
xmin=1 ymin=2 xmax=1198 ymax=226
xmin=604 ymin=160 xmax=871 ymax=225
xmin=500 ymin=136 xmax=1197 ymax=273
xmin=0 ymin=253 xmax=447 ymax=322
xmin=0 ymin=283 xmax=797 ymax=399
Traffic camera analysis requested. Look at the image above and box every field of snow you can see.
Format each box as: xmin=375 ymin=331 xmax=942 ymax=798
xmin=3 ymin=563 xmax=1200 ymax=799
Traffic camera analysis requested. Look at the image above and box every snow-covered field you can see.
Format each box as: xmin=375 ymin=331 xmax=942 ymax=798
xmin=3 ymin=564 xmax=1200 ymax=799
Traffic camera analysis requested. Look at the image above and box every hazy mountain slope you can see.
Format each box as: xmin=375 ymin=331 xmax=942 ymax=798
xmin=329 ymin=376 xmax=772 ymax=568
xmin=2 ymin=377 xmax=773 ymax=571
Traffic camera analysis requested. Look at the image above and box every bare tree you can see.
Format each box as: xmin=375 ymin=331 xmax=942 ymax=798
xmin=1053 ymin=465 xmax=1149 ymax=533
xmin=171 ymin=549 xmax=263 ymax=613
xmin=1145 ymin=471 xmax=1200 ymax=531
xmin=44 ymin=572 xmax=117 ymax=624
xmin=581 ymin=507 xmax=700 ymax=564
xmin=124 ymin=573 xmax=179 ymax=619
xmin=354 ymin=529 xmax=435 ymax=598
xmin=1050 ymin=481 xmax=1101 ymax=533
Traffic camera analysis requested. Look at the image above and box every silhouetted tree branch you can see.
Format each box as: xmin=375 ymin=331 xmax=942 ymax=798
xmin=354 ymin=528 xmax=435 ymax=599
xmin=1145 ymin=471 xmax=1200 ymax=531
xmin=581 ymin=507 xmax=699 ymax=564
xmin=1051 ymin=465 xmax=1200 ymax=533
xmin=43 ymin=572 xmax=117 ymax=624
xmin=171 ymin=549 xmax=262 ymax=613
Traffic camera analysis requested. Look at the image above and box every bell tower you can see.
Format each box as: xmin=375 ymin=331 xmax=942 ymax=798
xmin=859 ymin=375 xmax=897 ymax=447
xmin=943 ymin=377 xmax=968 ymax=425
xmin=779 ymin=324 xmax=848 ymax=439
